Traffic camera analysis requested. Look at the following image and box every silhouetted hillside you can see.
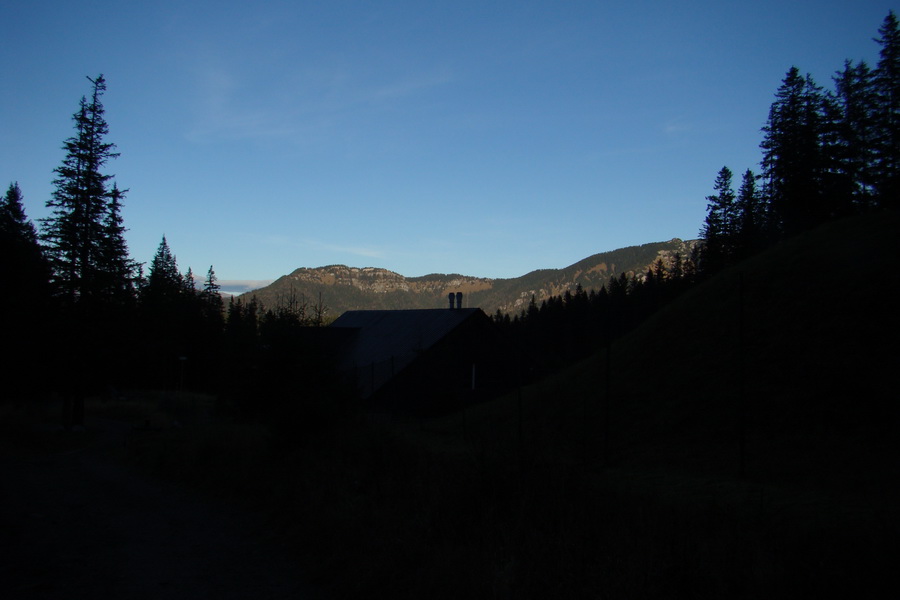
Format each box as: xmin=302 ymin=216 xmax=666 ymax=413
xmin=242 ymin=238 xmax=697 ymax=316
xmin=597 ymin=210 xmax=899 ymax=487
xmin=466 ymin=209 xmax=900 ymax=504
xmin=422 ymin=211 xmax=900 ymax=596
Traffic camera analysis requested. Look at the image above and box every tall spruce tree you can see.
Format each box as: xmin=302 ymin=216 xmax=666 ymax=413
xmin=2 ymin=183 xmax=52 ymax=403
xmin=97 ymin=183 xmax=138 ymax=304
xmin=41 ymin=75 xmax=128 ymax=306
xmin=700 ymin=166 xmax=736 ymax=273
xmin=760 ymin=68 xmax=831 ymax=235
xmin=183 ymin=267 xmax=196 ymax=294
xmin=1 ymin=182 xmax=50 ymax=307
xmin=831 ymin=60 xmax=879 ymax=210
xmin=140 ymin=236 xmax=195 ymax=388
xmin=734 ymin=169 xmax=766 ymax=258
xmin=144 ymin=235 xmax=184 ymax=304
xmin=873 ymin=10 xmax=900 ymax=207
xmin=1 ymin=182 xmax=38 ymax=245
xmin=201 ymin=265 xmax=225 ymax=329
xmin=202 ymin=265 xmax=223 ymax=308
xmin=202 ymin=265 xmax=221 ymax=296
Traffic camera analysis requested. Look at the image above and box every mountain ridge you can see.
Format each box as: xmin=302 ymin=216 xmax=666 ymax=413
xmin=242 ymin=238 xmax=699 ymax=317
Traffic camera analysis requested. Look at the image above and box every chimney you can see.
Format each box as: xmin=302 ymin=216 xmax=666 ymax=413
xmin=456 ymin=292 xmax=463 ymax=310
xmin=448 ymin=292 xmax=455 ymax=310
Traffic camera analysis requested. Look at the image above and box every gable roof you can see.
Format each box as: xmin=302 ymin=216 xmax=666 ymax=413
xmin=330 ymin=309 xmax=485 ymax=376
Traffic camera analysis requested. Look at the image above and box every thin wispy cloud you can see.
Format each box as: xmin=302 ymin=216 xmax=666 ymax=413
xmin=309 ymin=240 xmax=387 ymax=260
xmin=663 ymin=118 xmax=691 ymax=135
xmin=185 ymin=67 xmax=300 ymax=142
xmin=365 ymin=71 xmax=454 ymax=102
xmin=184 ymin=56 xmax=454 ymax=144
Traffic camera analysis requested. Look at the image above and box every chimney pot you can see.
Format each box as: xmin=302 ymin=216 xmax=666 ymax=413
xmin=456 ymin=292 xmax=463 ymax=309
xmin=448 ymin=292 xmax=455 ymax=310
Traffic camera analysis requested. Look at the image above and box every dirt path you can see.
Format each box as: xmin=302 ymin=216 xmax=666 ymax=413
xmin=0 ymin=417 xmax=319 ymax=599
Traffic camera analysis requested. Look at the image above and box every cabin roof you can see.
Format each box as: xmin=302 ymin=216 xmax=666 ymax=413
xmin=330 ymin=308 xmax=485 ymax=373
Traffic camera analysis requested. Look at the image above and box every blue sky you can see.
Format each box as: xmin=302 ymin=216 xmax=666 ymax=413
xmin=2 ymin=1 xmax=893 ymax=293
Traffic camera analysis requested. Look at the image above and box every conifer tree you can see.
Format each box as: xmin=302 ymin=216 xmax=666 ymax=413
xmin=832 ymin=60 xmax=879 ymax=209
xmin=700 ymin=166 xmax=736 ymax=273
xmin=760 ymin=68 xmax=830 ymax=234
xmin=2 ymin=183 xmax=52 ymax=402
xmin=202 ymin=265 xmax=220 ymax=296
xmin=734 ymin=169 xmax=766 ymax=257
xmin=670 ymin=252 xmax=684 ymax=281
xmin=183 ymin=267 xmax=196 ymax=294
xmin=1 ymin=182 xmax=38 ymax=244
xmin=652 ymin=258 xmax=667 ymax=281
xmin=201 ymin=265 xmax=225 ymax=328
xmin=201 ymin=264 xmax=224 ymax=307
xmin=873 ymin=10 xmax=900 ymax=207
xmin=225 ymin=296 xmax=259 ymax=345
xmin=140 ymin=236 xmax=208 ymax=389
xmin=97 ymin=183 xmax=138 ymax=304
xmin=144 ymin=235 xmax=183 ymax=304
xmin=41 ymin=75 xmax=124 ymax=306
xmin=1 ymin=182 xmax=50 ymax=306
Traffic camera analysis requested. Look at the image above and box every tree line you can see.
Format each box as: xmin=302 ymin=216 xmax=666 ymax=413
xmin=493 ymin=253 xmax=697 ymax=378
xmin=700 ymin=11 xmax=899 ymax=274
xmin=1 ymin=75 xmax=335 ymax=421
xmin=492 ymin=12 xmax=899 ymax=377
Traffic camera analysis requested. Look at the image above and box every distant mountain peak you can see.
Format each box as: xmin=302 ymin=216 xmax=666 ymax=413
xmin=245 ymin=239 xmax=699 ymax=317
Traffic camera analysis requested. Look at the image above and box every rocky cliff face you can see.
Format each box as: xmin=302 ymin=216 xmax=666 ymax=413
xmin=285 ymin=265 xmax=494 ymax=295
xmin=287 ymin=266 xmax=414 ymax=293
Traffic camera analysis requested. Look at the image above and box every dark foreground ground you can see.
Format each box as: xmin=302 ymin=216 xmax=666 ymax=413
xmin=0 ymin=415 xmax=318 ymax=600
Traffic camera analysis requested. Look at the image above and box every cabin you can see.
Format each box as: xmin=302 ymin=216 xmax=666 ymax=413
xmin=329 ymin=293 xmax=501 ymax=413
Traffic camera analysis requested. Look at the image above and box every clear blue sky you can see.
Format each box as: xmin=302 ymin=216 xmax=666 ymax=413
xmin=2 ymin=1 xmax=893 ymax=294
